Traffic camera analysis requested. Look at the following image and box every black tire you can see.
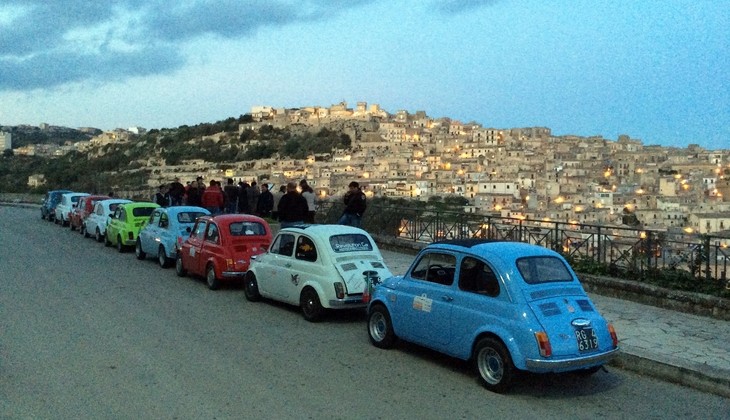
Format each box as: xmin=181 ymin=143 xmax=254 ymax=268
xmin=69 ymin=221 xmax=75 ymax=231
xmin=158 ymin=246 xmax=171 ymax=268
xmin=474 ymin=337 xmax=515 ymax=393
xmin=135 ymin=239 xmax=146 ymax=260
xmin=206 ymin=264 xmax=220 ymax=290
xmin=96 ymin=228 xmax=104 ymax=243
xmin=104 ymin=232 xmax=112 ymax=247
xmin=117 ymin=235 xmax=125 ymax=253
xmin=368 ymin=304 xmax=396 ymax=349
xmin=175 ymin=255 xmax=187 ymax=277
xmin=244 ymin=273 xmax=261 ymax=301
xmin=300 ymin=287 xmax=323 ymax=322
xmin=80 ymin=224 xmax=87 ymax=236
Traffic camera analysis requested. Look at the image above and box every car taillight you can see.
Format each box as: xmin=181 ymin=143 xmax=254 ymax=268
xmin=608 ymin=323 xmax=618 ymax=348
xmin=226 ymin=259 xmax=235 ymax=270
xmin=176 ymin=236 xmax=183 ymax=250
xmin=362 ymin=284 xmax=371 ymax=303
xmin=535 ymin=331 xmax=552 ymax=357
xmin=334 ymin=282 xmax=345 ymax=299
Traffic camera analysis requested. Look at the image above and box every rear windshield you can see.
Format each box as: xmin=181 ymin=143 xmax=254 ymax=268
xmin=177 ymin=212 xmax=207 ymax=224
xmin=229 ymin=221 xmax=267 ymax=236
xmin=516 ymin=256 xmax=573 ymax=284
xmin=329 ymin=233 xmax=373 ymax=253
xmin=132 ymin=207 xmax=156 ymax=218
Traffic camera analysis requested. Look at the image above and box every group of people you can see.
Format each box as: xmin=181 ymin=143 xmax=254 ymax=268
xmin=153 ymin=177 xmax=367 ymax=227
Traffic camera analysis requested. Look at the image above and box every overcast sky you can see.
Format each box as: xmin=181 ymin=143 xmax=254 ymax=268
xmin=1 ymin=0 xmax=727 ymax=149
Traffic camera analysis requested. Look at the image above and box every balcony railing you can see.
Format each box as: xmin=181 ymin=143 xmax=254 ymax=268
xmin=316 ymin=201 xmax=730 ymax=290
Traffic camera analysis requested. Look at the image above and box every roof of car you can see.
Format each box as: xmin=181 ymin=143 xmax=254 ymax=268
xmin=198 ymin=213 xmax=268 ymax=224
xmin=279 ymin=224 xmax=370 ymax=236
xmin=427 ymin=239 xmax=557 ymax=258
xmin=161 ymin=205 xmax=210 ymax=215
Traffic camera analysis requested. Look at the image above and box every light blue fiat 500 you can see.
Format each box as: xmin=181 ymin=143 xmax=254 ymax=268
xmin=367 ymin=239 xmax=619 ymax=393
xmin=135 ymin=206 xmax=210 ymax=268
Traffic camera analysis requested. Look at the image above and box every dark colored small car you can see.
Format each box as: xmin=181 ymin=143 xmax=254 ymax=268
xmin=40 ymin=189 xmax=72 ymax=221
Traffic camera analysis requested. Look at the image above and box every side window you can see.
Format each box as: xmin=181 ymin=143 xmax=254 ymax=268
xmin=159 ymin=212 xmax=169 ymax=228
xmin=190 ymin=221 xmax=207 ymax=239
xmin=149 ymin=210 xmax=161 ymax=225
xmin=271 ymin=234 xmax=295 ymax=256
xmin=409 ymin=252 xmax=456 ymax=285
xmin=96 ymin=204 xmax=103 ymax=216
xmin=458 ymin=257 xmax=500 ymax=297
xmin=205 ymin=223 xmax=220 ymax=243
xmin=295 ymin=236 xmax=317 ymax=262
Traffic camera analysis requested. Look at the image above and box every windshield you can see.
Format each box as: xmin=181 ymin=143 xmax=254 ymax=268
xmin=329 ymin=233 xmax=373 ymax=253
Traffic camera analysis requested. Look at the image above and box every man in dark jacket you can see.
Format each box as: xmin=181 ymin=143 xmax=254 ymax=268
xmin=277 ymin=182 xmax=309 ymax=228
xmin=338 ymin=181 xmax=366 ymax=227
xmin=256 ymin=183 xmax=274 ymax=218
xmin=169 ymin=177 xmax=185 ymax=206
xmin=223 ymin=178 xmax=239 ymax=214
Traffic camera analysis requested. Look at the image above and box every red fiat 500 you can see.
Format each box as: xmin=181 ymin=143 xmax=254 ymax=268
xmin=176 ymin=214 xmax=273 ymax=290
xmin=69 ymin=194 xmax=110 ymax=234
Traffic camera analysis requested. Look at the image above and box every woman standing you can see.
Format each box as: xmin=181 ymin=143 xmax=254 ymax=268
xmin=299 ymin=179 xmax=316 ymax=224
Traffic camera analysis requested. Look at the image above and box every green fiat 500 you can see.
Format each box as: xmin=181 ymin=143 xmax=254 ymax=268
xmin=105 ymin=202 xmax=160 ymax=252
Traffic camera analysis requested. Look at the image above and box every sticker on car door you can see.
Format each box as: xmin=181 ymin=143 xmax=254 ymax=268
xmin=412 ymin=294 xmax=433 ymax=312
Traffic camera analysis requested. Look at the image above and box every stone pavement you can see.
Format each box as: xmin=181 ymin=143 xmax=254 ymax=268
xmin=379 ymin=249 xmax=730 ymax=398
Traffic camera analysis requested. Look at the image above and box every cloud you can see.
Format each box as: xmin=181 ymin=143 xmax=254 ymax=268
xmin=433 ymin=0 xmax=501 ymax=14
xmin=0 ymin=0 xmax=374 ymax=91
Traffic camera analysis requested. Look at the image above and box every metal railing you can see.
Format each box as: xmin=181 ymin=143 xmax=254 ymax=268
xmin=316 ymin=201 xmax=730 ymax=288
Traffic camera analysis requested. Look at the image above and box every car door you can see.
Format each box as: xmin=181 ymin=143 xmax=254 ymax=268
xmin=259 ymin=233 xmax=296 ymax=300
xmin=198 ymin=222 xmax=223 ymax=275
xmin=139 ymin=210 xmax=162 ymax=254
xmin=395 ymin=251 xmax=456 ymax=349
xmin=183 ymin=220 xmax=208 ymax=276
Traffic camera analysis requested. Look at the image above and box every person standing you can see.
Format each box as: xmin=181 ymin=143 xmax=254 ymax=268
xmin=256 ymin=183 xmax=274 ymax=218
xmin=223 ymin=178 xmax=239 ymax=214
xmin=237 ymin=181 xmax=250 ymax=213
xmin=338 ymin=181 xmax=366 ymax=228
xmin=277 ymin=182 xmax=308 ymax=228
xmin=271 ymin=185 xmax=286 ymax=221
xmin=201 ymin=180 xmax=224 ymax=215
xmin=247 ymin=181 xmax=260 ymax=214
xmin=299 ymin=179 xmax=316 ymax=224
xmin=153 ymin=185 xmax=170 ymax=207
xmin=168 ymin=177 xmax=185 ymax=206
xmin=187 ymin=176 xmax=205 ymax=206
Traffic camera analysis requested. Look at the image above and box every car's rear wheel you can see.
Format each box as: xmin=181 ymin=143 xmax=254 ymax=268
xmin=104 ymin=232 xmax=112 ymax=247
xmin=300 ymin=287 xmax=323 ymax=322
xmin=206 ymin=264 xmax=220 ymax=290
xmin=474 ymin=337 xmax=514 ymax=393
xmin=175 ymin=255 xmax=187 ymax=277
xmin=244 ymin=273 xmax=261 ymax=301
xmin=135 ymin=239 xmax=146 ymax=260
xmin=368 ymin=304 xmax=396 ymax=349
xmin=69 ymin=221 xmax=75 ymax=231
xmin=158 ymin=246 xmax=171 ymax=268
xmin=80 ymin=224 xmax=86 ymax=236
xmin=117 ymin=235 xmax=125 ymax=253
xmin=96 ymin=228 xmax=104 ymax=243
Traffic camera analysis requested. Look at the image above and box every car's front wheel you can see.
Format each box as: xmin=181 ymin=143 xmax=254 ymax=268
xmin=96 ymin=228 xmax=104 ymax=243
xmin=244 ymin=273 xmax=261 ymax=301
xmin=175 ymin=255 xmax=187 ymax=277
xmin=368 ymin=304 xmax=396 ymax=349
xmin=206 ymin=264 xmax=220 ymax=290
xmin=104 ymin=232 xmax=112 ymax=247
xmin=158 ymin=246 xmax=171 ymax=268
xmin=474 ymin=337 xmax=515 ymax=393
xmin=135 ymin=239 xmax=146 ymax=260
xmin=300 ymin=287 xmax=323 ymax=322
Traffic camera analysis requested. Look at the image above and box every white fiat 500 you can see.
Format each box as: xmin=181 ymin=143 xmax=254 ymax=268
xmin=54 ymin=192 xmax=89 ymax=226
xmin=85 ymin=198 xmax=132 ymax=242
xmin=244 ymin=224 xmax=392 ymax=321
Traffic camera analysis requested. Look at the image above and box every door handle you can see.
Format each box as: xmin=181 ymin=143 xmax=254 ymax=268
xmin=441 ymin=295 xmax=453 ymax=302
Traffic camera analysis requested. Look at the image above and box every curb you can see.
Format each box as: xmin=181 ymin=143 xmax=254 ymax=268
xmin=610 ymin=348 xmax=730 ymax=398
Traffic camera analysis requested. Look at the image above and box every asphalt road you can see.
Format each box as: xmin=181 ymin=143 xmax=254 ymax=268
xmin=1 ymin=205 xmax=728 ymax=419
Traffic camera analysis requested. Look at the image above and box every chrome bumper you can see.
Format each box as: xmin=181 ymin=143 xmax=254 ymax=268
xmin=525 ymin=347 xmax=620 ymax=372
xmin=328 ymin=296 xmax=367 ymax=309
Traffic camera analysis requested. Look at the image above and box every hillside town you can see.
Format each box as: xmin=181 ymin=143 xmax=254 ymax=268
xmin=5 ymin=101 xmax=730 ymax=236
